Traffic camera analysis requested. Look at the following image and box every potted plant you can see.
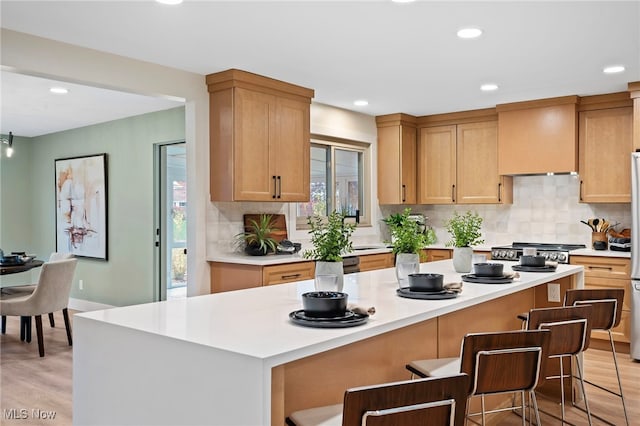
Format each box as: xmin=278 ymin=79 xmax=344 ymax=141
xmin=235 ymin=214 xmax=279 ymax=256
xmin=444 ymin=210 xmax=484 ymax=273
xmin=384 ymin=208 xmax=436 ymax=287
xmin=303 ymin=211 xmax=356 ymax=291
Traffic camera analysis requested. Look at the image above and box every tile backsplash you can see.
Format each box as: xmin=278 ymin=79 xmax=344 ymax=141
xmin=207 ymin=174 xmax=631 ymax=255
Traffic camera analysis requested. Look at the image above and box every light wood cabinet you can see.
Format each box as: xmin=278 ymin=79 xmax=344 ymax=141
xmin=417 ymin=119 xmax=512 ymax=205
xmin=422 ymin=249 xmax=452 ymax=263
xmin=570 ymin=255 xmax=631 ymax=344
xmin=358 ymin=253 xmax=394 ymax=272
xmin=210 ymin=261 xmax=315 ymax=293
xmin=207 ymin=69 xmax=314 ymax=202
xmin=497 ymin=96 xmax=579 ymax=175
xmin=375 ymin=114 xmax=417 ymax=204
xmin=579 ymin=105 xmax=633 ymax=203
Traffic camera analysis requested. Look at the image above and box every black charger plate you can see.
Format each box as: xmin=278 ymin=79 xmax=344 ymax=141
xmin=289 ymin=310 xmax=368 ymax=328
xmin=396 ymin=288 xmax=458 ymax=300
xmin=512 ymin=264 xmax=557 ymax=272
xmin=461 ymin=274 xmax=514 ymax=284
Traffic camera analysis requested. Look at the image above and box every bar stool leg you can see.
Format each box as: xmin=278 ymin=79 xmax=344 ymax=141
xmin=530 ymin=391 xmax=541 ymax=426
xmin=559 ymin=355 xmax=566 ymax=424
xmin=481 ymin=394 xmax=486 ymax=426
xmin=608 ymin=330 xmax=629 ymax=426
xmin=575 ymin=355 xmax=593 ymax=426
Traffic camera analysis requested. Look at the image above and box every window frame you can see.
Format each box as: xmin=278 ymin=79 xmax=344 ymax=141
xmin=294 ymin=136 xmax=372 ymax=230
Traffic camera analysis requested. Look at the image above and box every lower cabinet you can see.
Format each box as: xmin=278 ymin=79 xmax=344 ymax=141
xmin=569 ymin=255 xmax=631 ymax=344
xmin=358 ymin=253 xmax=395 ymax=272
xmin=210 ymin=261 xmax=315 ymax=293
xmin=421 ymin=249 xmax=452 ymax=263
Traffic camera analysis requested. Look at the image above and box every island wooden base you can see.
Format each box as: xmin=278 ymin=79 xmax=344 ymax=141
xmin=274 ymin=275 xmax=576 ymax=425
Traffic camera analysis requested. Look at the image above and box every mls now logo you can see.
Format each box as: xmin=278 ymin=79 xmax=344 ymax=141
xmin=3 ymin=409 xmax=28 ymax=420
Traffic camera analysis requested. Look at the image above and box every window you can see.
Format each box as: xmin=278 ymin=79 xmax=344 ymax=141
xmin=297 ymin=138 xmax=370 ymax=227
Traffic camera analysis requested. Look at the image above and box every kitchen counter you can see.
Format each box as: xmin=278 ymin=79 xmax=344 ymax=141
xmin=571 ymin=248 xmax=631 ymax=258
xmin=74 ymin=260 xmax=584 ymax=426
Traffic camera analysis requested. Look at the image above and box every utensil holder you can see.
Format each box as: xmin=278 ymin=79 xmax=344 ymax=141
xmin=591 ymin=232 xmax=607 ymax=250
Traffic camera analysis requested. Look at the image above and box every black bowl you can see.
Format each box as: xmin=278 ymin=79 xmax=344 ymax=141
xmin=301 ymin=291 xmax=348 ymax=318
xmin=408 ymin=273 xmax=444 ymax=292
xmin=473 ymin=263 xmax=504 ymax=277
xmin=520 ymin=255 xmax=546 ymax=267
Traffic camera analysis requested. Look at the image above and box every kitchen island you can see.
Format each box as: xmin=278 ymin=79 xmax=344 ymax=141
xmin=73 ymin=260 xmax=583 ymax=425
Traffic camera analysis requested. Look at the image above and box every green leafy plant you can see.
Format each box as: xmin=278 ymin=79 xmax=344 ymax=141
xmin=235 ymin=214 xmax=279 ymax=255
xmin=445 ymin=211 xmax=484 ymax=248
xmin=303 ymin=211 xmax=356 ymax=262
xmin=383 ymin=208 xmax=436 ymax=255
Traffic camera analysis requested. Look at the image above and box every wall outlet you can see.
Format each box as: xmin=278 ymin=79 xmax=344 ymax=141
xmin=79 ymin=279 xmax=84 ymax=290
xmin=547 ymin=283 xmax=560 ymax=303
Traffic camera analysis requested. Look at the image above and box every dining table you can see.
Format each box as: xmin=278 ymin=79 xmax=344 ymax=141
xmin=0 ymin=259 xmax=44 ymax=276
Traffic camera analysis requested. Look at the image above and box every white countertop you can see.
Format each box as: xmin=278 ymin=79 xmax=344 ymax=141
xmin=571 ymin=248 xmax=631 ymax=258
xmin=77 ymin=260 xmax=583 ymax=367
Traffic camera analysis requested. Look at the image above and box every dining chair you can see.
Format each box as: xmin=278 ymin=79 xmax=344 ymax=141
xmin=526 ymin=304 xmax=593 ymax=425
xmin=0 ymin=258 xmax=77 ymax=357
xmin=286 ymin=373 xmax=469 ymax=426
xmin=405 ymin=329 xmax=550 ymax=426
xmin=564 ymin=288 xmax=629 ymax=426
xmin=1 ymin=252 xmax=75 ymax=335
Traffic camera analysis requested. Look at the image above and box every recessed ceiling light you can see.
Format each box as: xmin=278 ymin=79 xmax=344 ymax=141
xmin=480 ymin=83 xmax=498 ymax=92
xmin=603 ymin=65 xmax=625 ymax=74
xmin=50 ymin=87 xmax=69 ymax=94
xmin=457 ymin=28 xmax=483 ymax=39
xmin=391 ymin=0 xmax=416 ymax=3
xmin=354 ymin=100 xmax=369 ymax=107
xmin=156 ymin=0 xmax=183 ymax=4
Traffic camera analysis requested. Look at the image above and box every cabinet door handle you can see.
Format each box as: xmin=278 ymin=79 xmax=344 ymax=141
xmin=579 ymin=180 xmax=583 ymax=201
xmin=452 ymin=184 xmax=456 ymax=203
xmin=277 ymin=176 xmax=282 ymax=199
xmin=402 ymin=184 xmax=406 ymax=203
xmin=587 ymin=266 xmax=613 ymax=271
xmin=498 ymin=182 xmax=502 ymax=202
xmin=272 ymin=176 xmax=277 ymax=199
xmin=281 ymin=273 xmax=301 ymax=280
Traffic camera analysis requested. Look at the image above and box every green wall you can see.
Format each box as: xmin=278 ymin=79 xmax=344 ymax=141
xmin=0 ymin=107 xmax=185 ymax=306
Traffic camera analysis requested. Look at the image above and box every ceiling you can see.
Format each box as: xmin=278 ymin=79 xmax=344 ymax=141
xmin=1 ymin=1 xmax=639 ymax=138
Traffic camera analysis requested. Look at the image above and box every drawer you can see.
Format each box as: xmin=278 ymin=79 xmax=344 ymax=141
xmin=263 ymin=261 xmax=315 ymax=285
xmin=570 ymin=255 xmax=630 ymax=279
xmin=584 ymin=277 xmax=631 ymax=312
xmin=359 ymin=253 xmax=394 ymax=272
xmin=423 ymin=249 xmax=452 ymax=263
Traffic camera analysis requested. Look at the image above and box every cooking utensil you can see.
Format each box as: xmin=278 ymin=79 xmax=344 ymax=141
xmin=581 ymin=220 xmax=596 ymax=231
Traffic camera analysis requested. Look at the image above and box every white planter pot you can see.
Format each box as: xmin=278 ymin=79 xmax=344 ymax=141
xmin=314 ymin=261 xmax=344 ymax=292
xmin=395 ymin=252 xmax=420 ymax=289
xmin=452 ymin=246 xmax=473 ymax=273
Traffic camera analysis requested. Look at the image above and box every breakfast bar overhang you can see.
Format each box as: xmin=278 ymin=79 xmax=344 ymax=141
xmin=73 ymin=260 xmax=584 ymax=425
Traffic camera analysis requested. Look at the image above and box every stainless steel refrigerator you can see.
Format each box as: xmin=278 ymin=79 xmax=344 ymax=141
xmin=631 ymin=152 xmax=640 ymax=360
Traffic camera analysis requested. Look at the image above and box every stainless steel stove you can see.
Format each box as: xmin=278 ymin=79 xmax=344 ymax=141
xmin=491 ymin=242 xmax=586 ymax=264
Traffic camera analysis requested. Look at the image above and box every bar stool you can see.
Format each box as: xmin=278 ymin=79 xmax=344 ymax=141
xmin=405 ymin=329 xmax=550 ymax=426
xmin=526 ymin=305 xmax=593 ymax=425
xmin=564 ymin=288 xmax=629 ymax=426
xmin=286 ymin=373 xmax=469 ymax=426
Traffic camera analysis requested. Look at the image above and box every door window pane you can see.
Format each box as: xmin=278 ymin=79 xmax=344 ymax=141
xmin=335 ymin=148 xmax=362 ymax=216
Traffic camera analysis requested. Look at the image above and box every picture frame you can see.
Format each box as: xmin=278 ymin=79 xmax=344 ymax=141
xmin=55 ymin=153 xmax=108 ymax=260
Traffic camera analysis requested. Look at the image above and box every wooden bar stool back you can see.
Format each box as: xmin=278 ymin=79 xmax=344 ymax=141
xmin=406 ymin=329 xmax=550 ymax=426
xmin=286 ymin=373 xmax=470 ymax=426
xmin=526 ymin=305 xmax=593 ymax=425
xmin=563 ymin=288 xmax=629 ymax=426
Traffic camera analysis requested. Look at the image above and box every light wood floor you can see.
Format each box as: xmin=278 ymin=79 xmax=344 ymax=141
xmin=1 ymin=311 xmax=639 ymax=425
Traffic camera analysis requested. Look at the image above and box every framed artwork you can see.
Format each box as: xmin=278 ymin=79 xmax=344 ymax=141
xmin=55 ymin=153 xmax=108 ymax=260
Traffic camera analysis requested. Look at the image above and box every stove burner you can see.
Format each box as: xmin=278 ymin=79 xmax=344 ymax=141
xmin=490 ymin=242 xmax=586 ymax=264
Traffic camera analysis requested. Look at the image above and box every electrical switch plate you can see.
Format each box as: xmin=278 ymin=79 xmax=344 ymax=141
xmin=547 ymin=283 xmax=560 ymax=303
xmin=79 ymin=279 xmax=84 ymax=290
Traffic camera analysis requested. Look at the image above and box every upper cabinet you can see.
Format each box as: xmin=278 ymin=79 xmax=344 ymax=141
xmin=416 ymin=110 xmax=512 ymax=205
xmin=497 ymin=96 xmax=579 ymax=175
xmin=206 ymin=69 xmax=314 ymax=202
xmin=578 ymin=93 xmax=633 ymax=203
xmin=376 ymin=114 xmax=417 ymax=204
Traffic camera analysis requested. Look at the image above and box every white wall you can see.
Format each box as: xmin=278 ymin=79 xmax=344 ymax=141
xmin=1 ymin=29 xmax=211 ymax=297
